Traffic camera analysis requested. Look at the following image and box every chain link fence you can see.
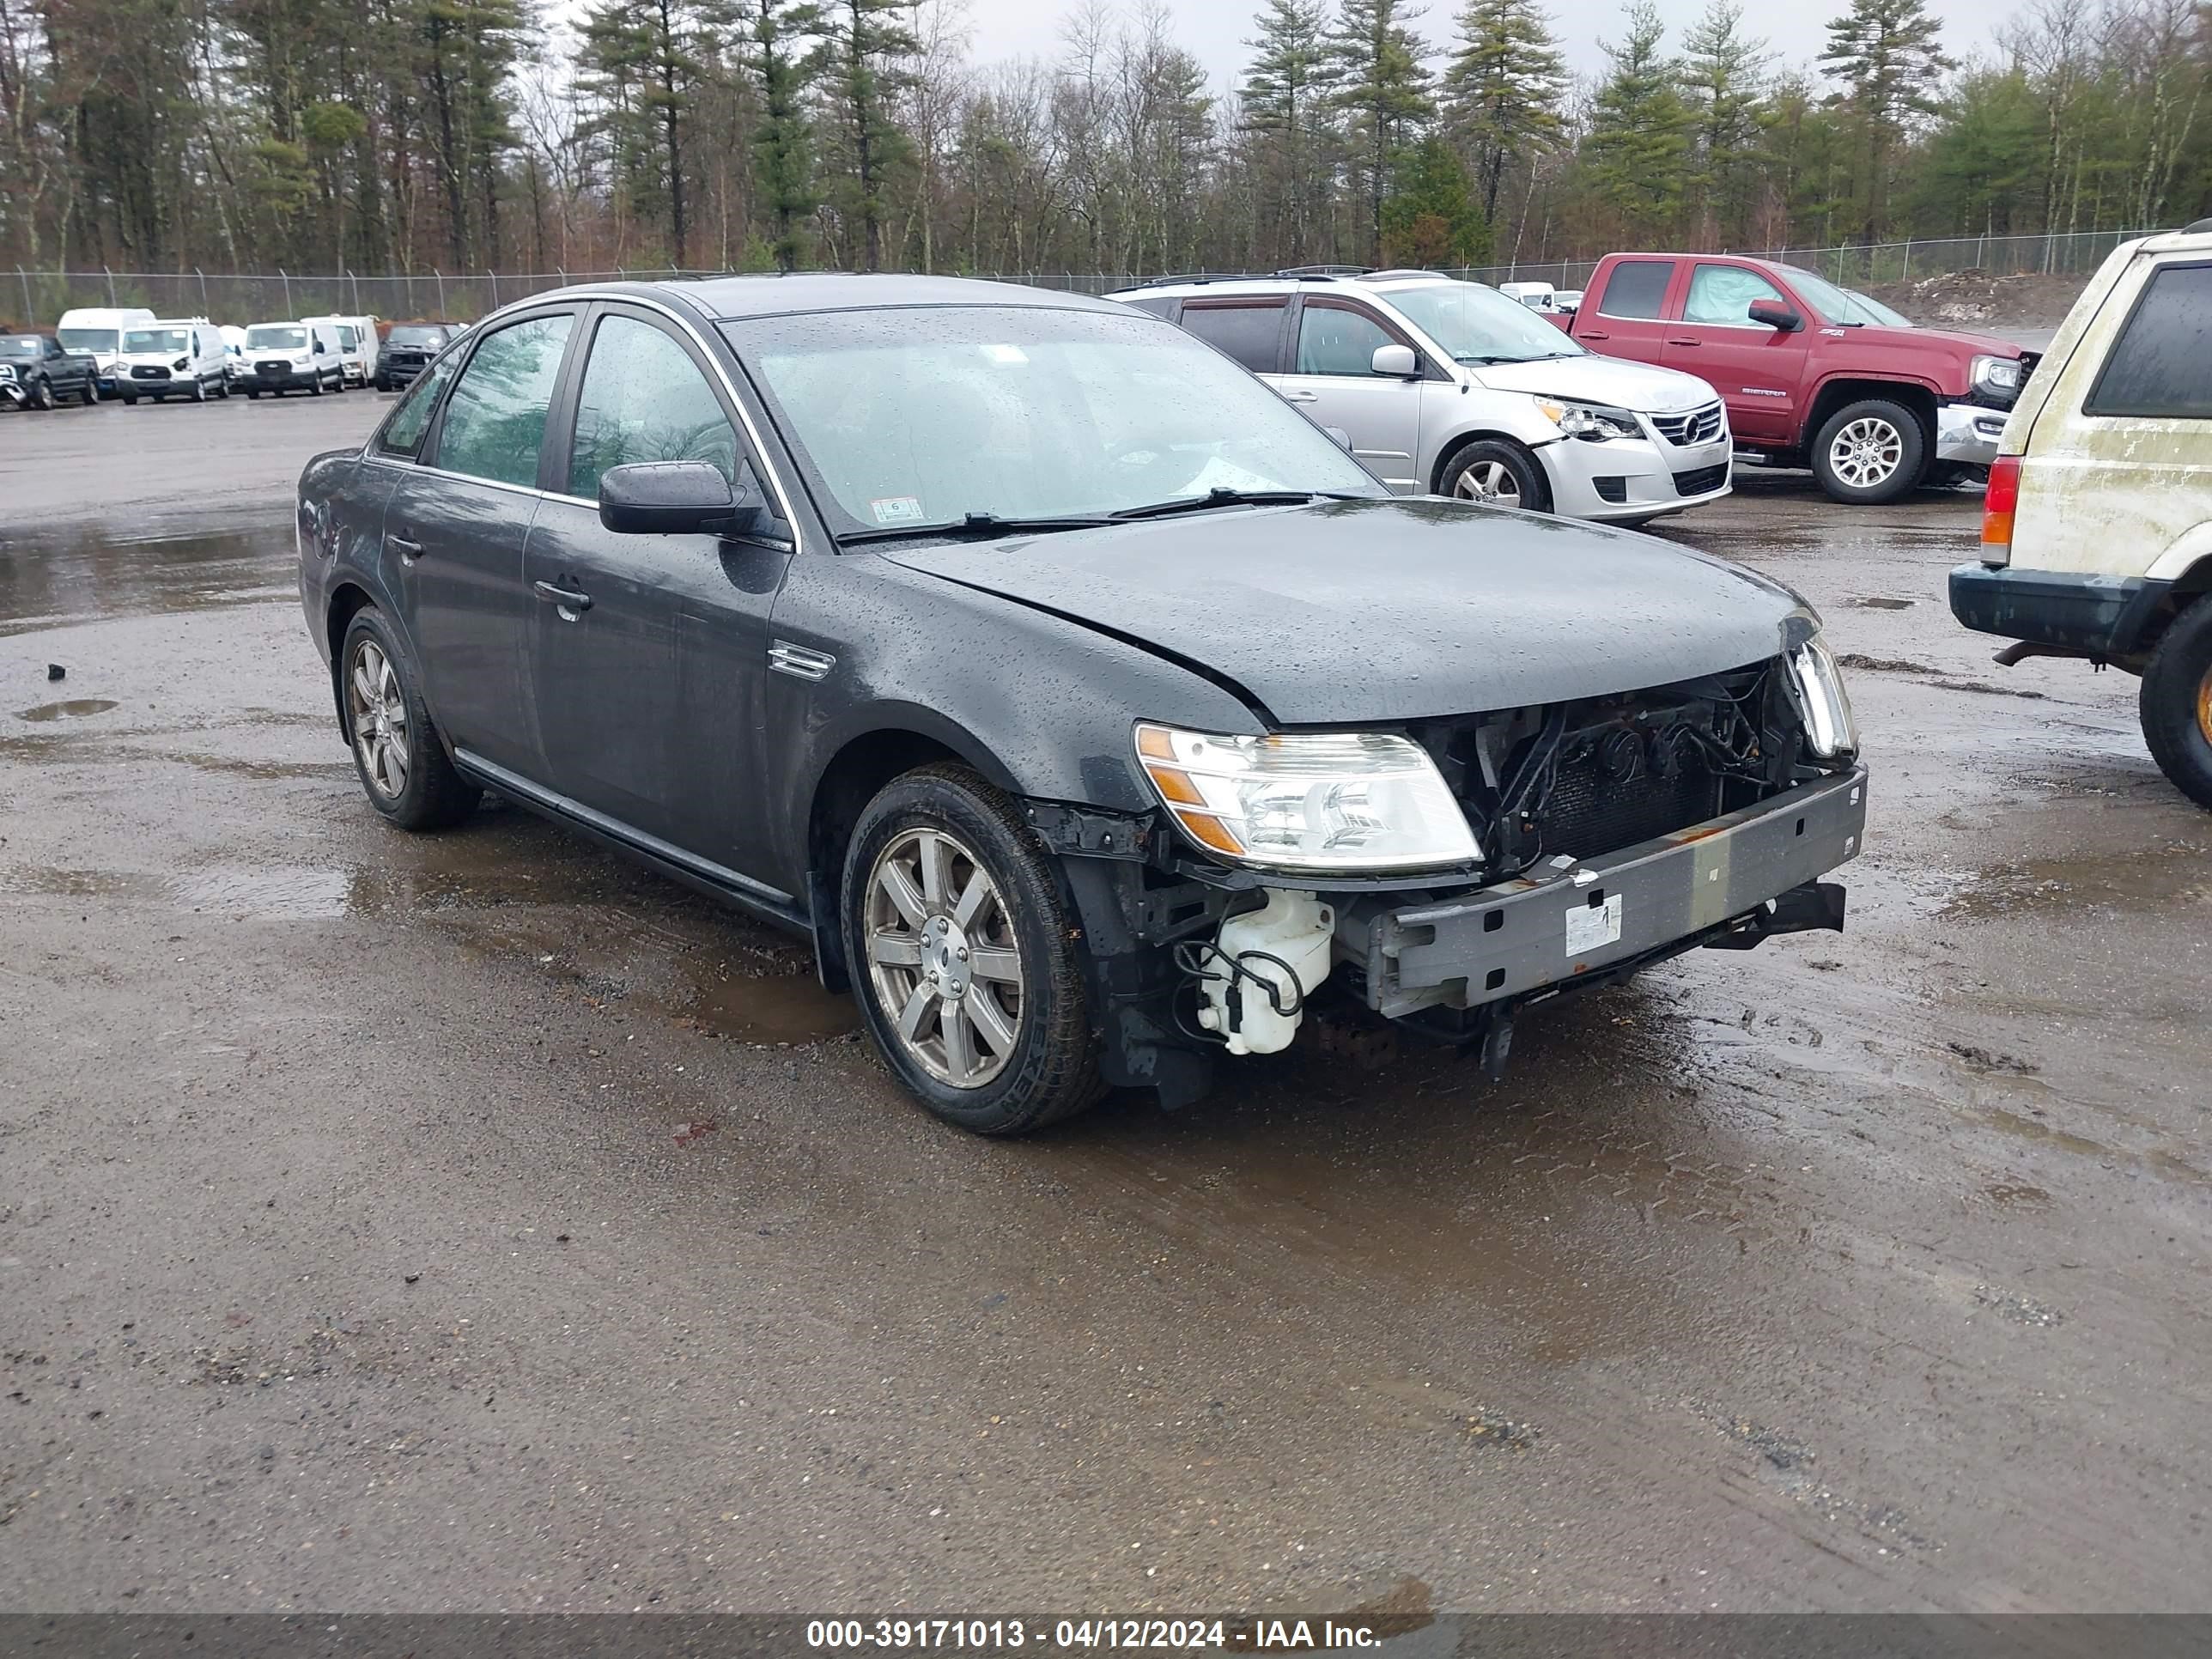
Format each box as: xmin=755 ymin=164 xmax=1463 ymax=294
xmin=2 ymin=229 xmax=2174 ymax=328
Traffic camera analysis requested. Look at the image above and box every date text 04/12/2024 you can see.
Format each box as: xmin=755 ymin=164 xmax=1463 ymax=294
xmin=804 ymin=1620 xmax=1386 ymax=1650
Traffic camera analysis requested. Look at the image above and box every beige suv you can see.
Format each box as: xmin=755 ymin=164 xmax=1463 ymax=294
xmin=1950 ymin=222 xmax=2212 ymax=807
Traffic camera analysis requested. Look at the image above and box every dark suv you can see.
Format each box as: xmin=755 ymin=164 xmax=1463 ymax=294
xmin=373 ymin=322 xmax=459 ymax=391
xmin=297 ymin=276 xmax=1868 ymax=1134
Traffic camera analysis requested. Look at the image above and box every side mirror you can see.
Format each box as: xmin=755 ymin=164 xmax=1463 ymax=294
xmin=1370 ymin=343 xmax=1420 ymax=379
xmin=1747 ymin=299 xmax=1803 ymax=332
xmin=599 ymin=460 xmax=749 ymax=535
xmin=1323 ymin=426 xmax=1353 ymax=452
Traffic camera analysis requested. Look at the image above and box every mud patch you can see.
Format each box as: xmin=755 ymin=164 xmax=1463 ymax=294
xmin=1946 ymin=1041 xmax=2039 ymax=1076
xmin=1941 ymin=844 xmax=2212 ymax=921
xmin=1837 ymin=653 xmax=1942 ymax=676
xmin=1973 ymin=1285 xmax=2063 ymax=1327
xmin=1850 ymin=597 xmax=1918 ymax=610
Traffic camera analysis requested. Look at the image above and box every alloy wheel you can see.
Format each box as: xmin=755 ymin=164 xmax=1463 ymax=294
xmin=347 ymin=638 xmax=410 ymax=799
xmin=1452 ymin=459 xmax=1522 ymax=507
xmin=1828 ymin=416 xmax=1905 ymax=489
xmin=864 ymin=826 xmax=1024 ymax=1090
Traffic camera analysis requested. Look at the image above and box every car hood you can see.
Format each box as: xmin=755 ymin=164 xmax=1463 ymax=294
xmin=1834 ymin=322 xmax=2025 ymax=359
xmin=878 ymin=498 xmax=1814 ymax=725
xmin=1464 ymin=353 xmax=1717 ymax=413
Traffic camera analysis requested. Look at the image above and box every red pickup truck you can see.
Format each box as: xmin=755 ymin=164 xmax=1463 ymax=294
xmin=1551 ymin=253 xmax=2037 ymax=504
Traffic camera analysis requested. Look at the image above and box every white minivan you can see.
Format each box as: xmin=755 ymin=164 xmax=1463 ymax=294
xmin=1951 ymin=221 xmax=2212 ymax=808
xmin=239 ymin=319 xmax=346 ymax=397
xmin=115 ymin=317 xmax=232 ymax=404
xmin=306 ymin=314 xmax=374 ymax=386
xmin=55 ymin=306 xmax=157 ymax=398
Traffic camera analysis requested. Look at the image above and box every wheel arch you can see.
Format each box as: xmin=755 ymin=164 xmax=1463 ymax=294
xmin=1429 ymin=428 xmax=1553 ymax=498
xmin=801 ymin=719 xmax=1019 ymax=994
xmin=1805 ymin=377 xmax=1940 ymax=453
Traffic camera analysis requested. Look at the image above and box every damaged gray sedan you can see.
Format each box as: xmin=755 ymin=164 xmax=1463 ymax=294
xmin=295 ymin=274 xmax=1867 ymax=1135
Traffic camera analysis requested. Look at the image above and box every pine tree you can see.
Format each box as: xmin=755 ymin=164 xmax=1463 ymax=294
xmin=1581 ymin=0 xmax=1692 ymax=240
xmin=1440 ymin=0 xmax=1565 ymax=225
xmin=1819 ymin=0 xmax=1954 ymax=240
xmin=816 ymin=0 xmax=916 ymax=270
xmin=739 ymin=0 xmax=819 ymax=271
xmin=1680 ymin=1 xmax=1771 ymax=244
xmin=577 ymin=0 xmax=705 ymax=264
xmin=1239 ymin=0 xmax=1336 ymax=264
xmin=1325 ymin=0 xmax=1435 ymax=263
xmin=1380 ymin=132 xmax=1487 ymax=263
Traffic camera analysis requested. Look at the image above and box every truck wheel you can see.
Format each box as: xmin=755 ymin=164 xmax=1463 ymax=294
xmin=338 ymin=607 xmax=480 ymax=831
xmin=191 ymin=377 xmax=208 ymax=403
xmin=842 ymin=763 xmax=1106 ymax=1136
xmin=27 ymin=377 xmax=52 ymax=410
xmin=245 ymin=388 xmax=259 ymax=399
xmin=1440 ymin=439 xmax=1552 ymax=513
xmin=1812 ymin=398 xmax=1926 ymax=504
xmin=2140 ymin=595 xmax=2212 ymax=811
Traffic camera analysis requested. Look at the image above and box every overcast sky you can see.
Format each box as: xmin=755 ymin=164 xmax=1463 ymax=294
xmin=944 ymin=0 xmax=2010 ymax=94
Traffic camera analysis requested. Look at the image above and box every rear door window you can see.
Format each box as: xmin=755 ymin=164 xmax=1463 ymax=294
xmin=2085 ymin=263 xmax=2212 ymax=419
xmin=1180 ymin=301 xmax=1287 ymax=373
xmin=428 ymin=313 xmax=575 ymax=486
xmin=1597 ymin=260 xmax=1675 ymax=320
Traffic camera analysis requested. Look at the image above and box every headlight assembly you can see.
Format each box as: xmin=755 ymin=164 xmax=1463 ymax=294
xmin=1784 ymin=637 xmax=1859 ymax=759
xmin=1134 ymin=724 xmax=1479 ymax=872
xmin=1971 ymin=354 xmax=2023 ymax=395
xmin=1535 ymin=398 xmax=1642 ymax=441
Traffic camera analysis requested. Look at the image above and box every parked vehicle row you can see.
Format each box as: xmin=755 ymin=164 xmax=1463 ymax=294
xmin=1111 ymin=270 xmax=1735 ymax=526
xmin=5 ymin=308 xmax=465 ymax=413
xmin=298 ymin=273 xmax=1868 ymax=1137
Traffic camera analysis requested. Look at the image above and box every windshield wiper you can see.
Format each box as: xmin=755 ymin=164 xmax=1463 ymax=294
xmin=839 ymin=509 xmax=1117 ymax=546
xmin=1109 ymin=487 xmax=1330 ymax=520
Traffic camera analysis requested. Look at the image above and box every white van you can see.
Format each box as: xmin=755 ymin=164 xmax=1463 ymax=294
xmin=1498 ymin=282 xmax=1559 ymax=312
xmin=239 ymin=319 xmax=346 ymax=398
xmin=306 ymin=314 xmax=374 ymax=386
xmin=55 ymin=306 xmax=157 ymax=398
xmin=1950 ymin=222 xmax=2212 ymax=808
xmin=115 ymin=317 xmax=232 ymax=404
xmin=219 ymin=324 xmax=249 ymax=383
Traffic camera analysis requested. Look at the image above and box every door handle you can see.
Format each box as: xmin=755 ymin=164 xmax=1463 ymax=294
xmin=1665 ymin=337 xmax=1701 ymax=346
xmin=532 ymin=580 xmax=592 ymax=615
xmin=1280 ymin=390 xmax=1321 ymax=403
xmin=386 ymin=534 xmax=423 ymax=561
xmin=1578 ymin=330 xmax=1610 ymax=341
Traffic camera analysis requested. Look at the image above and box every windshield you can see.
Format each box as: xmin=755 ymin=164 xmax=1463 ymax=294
xmin=1384 ymin=281 xmax=1583 ymax=363
xmin=248 ymin=325 xmax=307 ymax=350
xmin=124 ymin=328 xmax=191 ymax=354
xmin=0 ymin=337 xmax=40 ymax=358
xmin=388 ymin=325 xmax=447 ymax=347
xmin=730 ymin=306 xmax=1382 ymax=534
xmin=58 ymin=328 xmax=118 ymax=353
xmin=1784 ymin=268 xmax=1912 ymax=328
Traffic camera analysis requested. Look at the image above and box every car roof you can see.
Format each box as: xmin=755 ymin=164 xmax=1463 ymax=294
xmin=587 ymin=272 xmax=1133 ymax=322
xmin=1107 ymin=271 xmax=1468 ymax=301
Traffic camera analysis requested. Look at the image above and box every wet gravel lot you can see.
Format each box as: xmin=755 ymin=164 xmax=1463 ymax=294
xmin=2 ymin=394 xmax=2208 ymax=1613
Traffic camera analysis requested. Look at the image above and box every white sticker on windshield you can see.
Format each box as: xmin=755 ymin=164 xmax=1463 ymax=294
xmin=981 ymin=343 xmax=1029 ymax=365
xmin=870 ymin=495 xmax=926 ymax=526
xmin=1565 ymin=892 xmax=1623 ymax=957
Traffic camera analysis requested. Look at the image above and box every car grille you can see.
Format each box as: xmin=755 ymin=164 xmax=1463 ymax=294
xmin=1673 ymin=461 xmax=1729 ymax=496
xmin=256 ymin=360 xmax=292 ymax=377
xmin=1650 ymin=402 xmax=1725 ymax=447
xmin=131 ymin=365 xmax=171 ymax=380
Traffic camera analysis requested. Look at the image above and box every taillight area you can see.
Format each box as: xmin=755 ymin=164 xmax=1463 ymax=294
xmin=1981 ymin=453 xmax=2020 ymax=562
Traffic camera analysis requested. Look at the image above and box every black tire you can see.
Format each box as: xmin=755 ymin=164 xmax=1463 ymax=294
xmin=2139 ymin=594 xmax=2212 ymax=811
xmin=191 ymin=376 xmax=208 ymax=404
xmin=842 ymin=764 xmax=1106 ymax=1135
xmin=121 ymin=392 xmax=138 ymax=407
xmin=1811 ymin=398 xmax=1928 ymax=504
xmin=337 ymin=605 xmax=481 ymax=831
xmin=27 ymin=376 xmax=52 ymax=410
xmin=81 ymin=376 xmax=101 ymax=404
xmin=216 ymin=376 xmax=230 ymax=399
xmin=1438 ymin=438 xmax=1553 ymax=513
xmin=246 ymin=388 xmax=260 ymax=399
xmin=374 ymin=375 xmax=391 ymax=392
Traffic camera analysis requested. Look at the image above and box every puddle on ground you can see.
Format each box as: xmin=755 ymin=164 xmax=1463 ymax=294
xmin=0 ymin=520 xmax=297 ymax=635
xmin=1940 ymin=842 xmax=2212 ymax=921
xmin=17 ymin=698 xmax=118 ymax=721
